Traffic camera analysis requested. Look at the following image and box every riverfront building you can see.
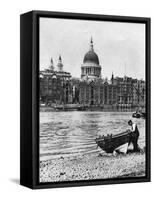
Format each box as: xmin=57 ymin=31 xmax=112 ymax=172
xmin=39 ymin=38 xmax=145 ymax=109
xmin=40 ymin=56 xmax=72 ymax=105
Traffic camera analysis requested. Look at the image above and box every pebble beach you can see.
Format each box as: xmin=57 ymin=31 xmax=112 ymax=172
xmin=40 ymin=151 xmax=145 ymax=182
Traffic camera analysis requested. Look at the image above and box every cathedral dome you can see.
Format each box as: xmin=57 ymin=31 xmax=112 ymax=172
xmin=83 ymin=50 xmax=99 ymax=65
xmin=81 ymin=38 xmax=101 ymax=79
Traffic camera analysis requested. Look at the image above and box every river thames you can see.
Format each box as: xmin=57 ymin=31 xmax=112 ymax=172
xmin=39 ymin=111 xmax=145 ymax=162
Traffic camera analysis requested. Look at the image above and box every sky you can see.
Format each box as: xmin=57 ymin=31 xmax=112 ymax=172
xmin=40 ymin=17 xmax=145 ymax=80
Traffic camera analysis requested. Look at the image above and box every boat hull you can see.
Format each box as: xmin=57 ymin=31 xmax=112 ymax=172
xmin=95 ymin=131 xmax=131 ymax=153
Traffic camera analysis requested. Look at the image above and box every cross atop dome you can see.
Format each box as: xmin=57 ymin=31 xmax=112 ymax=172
xmin=90 ymin=36 xmax=94 ymax=51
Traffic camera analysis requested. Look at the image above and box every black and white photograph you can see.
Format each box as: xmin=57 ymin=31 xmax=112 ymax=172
xmin=39 ymin=17 xmax=147 ymax=183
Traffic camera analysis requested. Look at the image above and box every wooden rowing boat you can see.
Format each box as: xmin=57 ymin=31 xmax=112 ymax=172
xmin=95 ymin=130 xmax=131 ymax=154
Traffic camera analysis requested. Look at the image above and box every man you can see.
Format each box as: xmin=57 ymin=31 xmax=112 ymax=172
xmin=128 ymin=120 xmax=140 ymax=152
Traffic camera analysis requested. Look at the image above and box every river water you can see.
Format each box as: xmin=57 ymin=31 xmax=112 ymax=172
xmin=40 ymin=111 xmax=145 ymax=161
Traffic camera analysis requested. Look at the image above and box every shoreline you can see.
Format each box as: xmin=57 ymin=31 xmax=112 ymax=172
xmin=40 ymin=151 xmax=145 ymax=182
xmin=40 ymin=107 xmax=137 ymax=112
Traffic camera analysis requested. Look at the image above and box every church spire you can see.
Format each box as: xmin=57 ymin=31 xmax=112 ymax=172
xmin=59 ymin=55 xmax=62 ymax=61
xmin=49 ymin=57 xmax=54 ymax=71
xmin=57 ymin=55 xmax=63 ymax=71
xmin=111 ymin=71 xmax=114 ymax=84
xmin=90 ymin=36 xmax=94 ymax=51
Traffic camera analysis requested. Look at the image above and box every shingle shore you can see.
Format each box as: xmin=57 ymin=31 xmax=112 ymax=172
xmin=40 ymin=152 xmax=145 ymax=182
